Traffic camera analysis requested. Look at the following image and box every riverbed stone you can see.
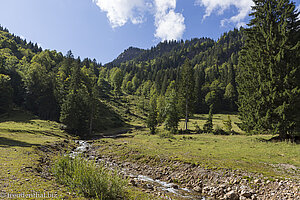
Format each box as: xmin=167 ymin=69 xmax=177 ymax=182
xmin=193 ymin=186 xmax=202 ymax=193
xmin=241 ymin=190 xmax=252 ymax=198
xmin=224 ymin=190 xmax=239 ymax=200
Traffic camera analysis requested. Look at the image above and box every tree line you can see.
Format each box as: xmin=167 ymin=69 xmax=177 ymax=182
xmin=0 ymin=0 xmax=299 ymax=140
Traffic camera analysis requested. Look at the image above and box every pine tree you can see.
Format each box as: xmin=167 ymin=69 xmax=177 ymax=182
xmin=237 ymin=0 xmax=300 ymax=138
xmin=164 ymin=81 xmax=179 ymax=133
xmin=194 ymin=66 xmax=205 ymax=113
xmin=178 ymin=59 xmax=195 ymax=130
xmin=60 ymin=60 xmax=89 ymax=136
xmin=203 ymin=105 xmax=213 ymax=133
xmin=146 ymin=94 xmax=158 ymax=134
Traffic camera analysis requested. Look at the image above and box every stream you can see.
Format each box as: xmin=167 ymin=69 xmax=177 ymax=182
xmin=70 ymin=140 xmax=205 ymax=200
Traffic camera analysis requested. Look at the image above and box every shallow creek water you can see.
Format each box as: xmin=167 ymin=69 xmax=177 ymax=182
xmin=70 ymin=140 xmax=205 ymax=200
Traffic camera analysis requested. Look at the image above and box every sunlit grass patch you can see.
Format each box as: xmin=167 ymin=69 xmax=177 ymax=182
xmin=52 ymin=155 xmax=128 ymax=200
xmin=96 ymin=131 xmax=300 ymax=179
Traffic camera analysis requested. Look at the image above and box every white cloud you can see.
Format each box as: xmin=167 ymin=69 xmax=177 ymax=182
xmin=155 ymin=0 xmax=176 ymax=14
xmin=93 ymin=0 xmax=146 ymax=28
xmin=155 ymin=10 xmax=185 ymax=41
xmin=195 ymin=0 xmax=254 ymax=27
xmin=154 ymin=0 xmax=185 ymax=41
xmin=93 ymin=0 xmax=185 ymax=41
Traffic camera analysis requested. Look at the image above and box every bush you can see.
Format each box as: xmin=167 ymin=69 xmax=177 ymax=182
xmin=194 ymin=123 xmax=203 ymax=134
xmin=159 ymin=131 xmax=175 ymax=139
xmin=214 ymin=125 xmax=229 ymax=135
xmin=223 ymin=115 xmax=232 ymax=134
xmin=52 ymin=155 xmax=127 ymax=199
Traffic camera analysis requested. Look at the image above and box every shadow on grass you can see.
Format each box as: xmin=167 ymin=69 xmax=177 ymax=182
xmin=256 ymin=136 xmax=300 ymax=144
xmin=0 ymin=137 xmax=39 ymax=147
xmin=0 ymin=109 xmax=37 ymax=123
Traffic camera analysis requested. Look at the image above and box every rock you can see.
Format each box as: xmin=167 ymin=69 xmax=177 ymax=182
xmin=224 ymin=190 xmax=239 ymax=200
xmin=203 ymin=186 xmax=211 ymax=192
xmin=193 ymin=186 xmax=202 ymax=193
xmin=253 ymin=179 xmax=261 ymax=184
xmin=129 ymin=179 xmax=137 ymax=186
xmin=241 ymin=190 xmax=252 ymax=198
xmin=146 ymin=184 xmax=154 ymax=190
xmin=172 ymin=184 xmax=179 ymax=189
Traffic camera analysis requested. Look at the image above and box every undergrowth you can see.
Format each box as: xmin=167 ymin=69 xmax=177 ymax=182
xmin=52 ymin=155 xmax=127 ymax=200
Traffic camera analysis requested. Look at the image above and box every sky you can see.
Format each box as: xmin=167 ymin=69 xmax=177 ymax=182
xmin=0 ymin=0 xmax=299 ymax=64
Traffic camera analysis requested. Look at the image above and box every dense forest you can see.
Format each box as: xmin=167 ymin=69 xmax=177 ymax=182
xmin=0 ymin=0 xmax=299 ymax=140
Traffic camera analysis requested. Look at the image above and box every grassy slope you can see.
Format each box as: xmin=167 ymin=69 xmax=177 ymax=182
xmin=0 ymin=109 xmax=158 ymax=200
xmin=95 ymin=110 xmax=300 ymax=179
xmin=0 ymin=110 xmax=83 ymax=199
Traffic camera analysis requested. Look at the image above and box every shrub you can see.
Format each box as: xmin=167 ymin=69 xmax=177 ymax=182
xmin=223 ymin=115 xmax=232 ymax=134
xmin=159 ymin=131 xmax=175 ymax=139
xmin=194 ymin=123 xmax=203 ymax=134
xmin=52 ymin=155 xmax=127 ymax=199
xmin=214 ymin=125 xmax=229 ymax=135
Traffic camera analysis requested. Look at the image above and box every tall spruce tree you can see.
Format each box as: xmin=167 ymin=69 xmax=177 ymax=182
xmin=237 ymin=0 xmax=300 ymax=139
xmin=178 ymin=59 xmax=195 ymax=130
xmin=146 ymin=93 xmax=158 ymax=134
xmin=60 ymin=60 xmax=89 ymax=136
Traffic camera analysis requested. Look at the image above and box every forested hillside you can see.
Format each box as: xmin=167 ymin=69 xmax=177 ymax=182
xmin=106 ymin=28 xmax=243 ymax=114
xmin=0 ymin=24 xmax=243 ymax=133
xmin=0 ymin=26 xmax=123 ymax=136
xmin=1 ymin=0 xmax=299 ymax=140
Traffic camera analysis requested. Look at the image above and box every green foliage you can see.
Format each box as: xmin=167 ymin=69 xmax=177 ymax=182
xmin=223 ymin=115 xmax=233 ymax=134
xmin=164 ymin=82 xmax=179 ymax=134
xmin=110 ymin=68 xmax=123 ymax=95
xmin=237 ymin=0 xmax=300 ymax=139
xmin=52 ymin=155 xmax=127 ymax=199
xmin=224 ymin=82 xmax=237 ymax=110
xmin=193 ymin=122 xmax=203 ymax=134
xmin=205 ymin=91 xmax=216 ymax=109
xmin=203 ymin=105 xmax=213 ymax=133
xmin=178 ymin=59 xmax=195 ymax=130
xmin=0 ymin=74 xmax=13 ymax=114
xmin=60 ymin=62 xmax=103 ymax=136
xmin=22 ymin=60 xmax=59 ymax=120
xmin=156 ymin=94 xmax=166 ymax=124
xmin=146 ymin=94 xmax=158 ymax=134
xmin=214 ymin=125 xmax=228 ymax=135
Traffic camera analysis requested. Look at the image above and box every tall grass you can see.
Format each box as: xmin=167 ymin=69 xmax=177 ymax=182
xmin=52 ymin=155 xmax=127 ymax=200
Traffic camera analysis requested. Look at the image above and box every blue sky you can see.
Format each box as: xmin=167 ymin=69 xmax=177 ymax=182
xmin=0 ymin=0 xmax=299 ymax=64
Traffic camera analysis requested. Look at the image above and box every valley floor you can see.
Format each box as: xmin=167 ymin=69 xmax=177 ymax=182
xmin=88 ymin=131 xmax=300 ymax=200
xmin=0 ymin=110 xmax=299 ymax=199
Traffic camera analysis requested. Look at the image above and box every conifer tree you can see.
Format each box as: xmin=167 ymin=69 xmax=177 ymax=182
xmin=164 ymin=81 xmax=179 ymax=133
xmin=146 ymin=94 xmax=158 ymax=134
xmin=178 ymin=59 xmax=195 ymax=130
xmin=60 ymin=60 xmax=89 ymax=136
xmin=203 ymin=105 xmax=213 ymax=133
xmin=237 ymin=0 xmax=300 ymax=138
